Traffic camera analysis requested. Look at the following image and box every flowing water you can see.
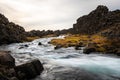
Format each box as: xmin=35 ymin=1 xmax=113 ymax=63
xmin=0 ymin=36 xmax=120 ymax=80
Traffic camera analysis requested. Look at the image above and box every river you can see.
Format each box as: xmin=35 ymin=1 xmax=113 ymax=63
xmin=0 ymin=36 xmax=120 ymax=80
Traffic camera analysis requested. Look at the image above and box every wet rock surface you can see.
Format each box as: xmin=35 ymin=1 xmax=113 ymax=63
xmin=15 ymin=59 xmax=44 ymax=80
xmin=54 ymin=45 xmax=63 ymax=50
xmin=0 ymin=51 xmax=44 ymax=80
xmin=0 ymin=51 xmax=15 ymax=67
xmin=38 ymin=42 xmax=42 ymax=45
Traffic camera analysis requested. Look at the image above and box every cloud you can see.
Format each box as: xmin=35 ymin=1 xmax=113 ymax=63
xmin=0 ymin=0 xmax=120 ymax=31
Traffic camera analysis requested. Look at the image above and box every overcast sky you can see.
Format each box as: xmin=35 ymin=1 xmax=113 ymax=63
xmin=0 ymin=0 xmax=120 ymax=31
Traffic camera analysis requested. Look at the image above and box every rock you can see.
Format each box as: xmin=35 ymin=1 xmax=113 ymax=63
xmin=19 ymin=47 xmax=24 ymax=49
xmin=24 ymin=45 xmax=29 ymax=47
xmin=0 ymin=13 xmax=26 ymax=45
xmin=0 ymin=51 xmax=15 ymax=67
xmin=83 ymin=43 xmax=97 ymax=54
xmin=0 ymin=73 xmax=9 ymax=80
xmin=75 ymin=46 xmax=81 ymax=50
xmin=26 ymin=30 xmax=54 ymax=38
xmin=48 ymin=41 xmax=51 ymax=44
xmin=7 ymin=68 xmax=16 ymax=77
xmin=30 ymin=59 xmax=44 ymax=75
xmin=54 ymin=45 xmax=63 ymax=49
xmin=38 ymin=42 xmax=42 ymax=45
xmin=19 ymin=45 xmax=29 ymax=49
xmin=83 ymin=47 xmax=96 ymax=54
xmin=75 ymin=42 xmax=85 ymax=50
xmin=78 ymin=42 xmax=85 ymax=47
xmin=116 ymin=49 xmax=120 ymax=56
xmin=70 ymin=5 xmax=120 ymax=38
xmin=10 ymin=77 xmax=19 ymax=80
xmin=14 ymin=59 xmax=44 ymax=80
xmin=0 ymin=65 xmax=17 ymax=80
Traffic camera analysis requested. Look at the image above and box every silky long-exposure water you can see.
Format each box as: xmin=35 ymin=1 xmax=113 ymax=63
xmin=0 ymin=36 xmax=120 ymax=80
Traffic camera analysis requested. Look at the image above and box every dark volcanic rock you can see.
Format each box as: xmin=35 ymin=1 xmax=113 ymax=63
xmin=101 ymin=23 xmax=120 ymax=39
xmin=14 ymin=59 xmax=44 ymax=80
xmin=26 ymin=30 xmax=54 ymax=37
xmin=54 ymin=45 xmax=63 ymax=50
xmin=75 ymin=42 xmax=85 ymax=50
xmin=0 ymin=13 xmax=26 ymax=45
xmin=83 ymin=43 xmax=97 ymax=54
xmin=24 ymin=44 xmax=29 ymax=47
xmin=0 ymin=51 xmax=15 ymax=67
xmin=0 ymin=73 xmax=9 ymax=80
xmin=38 ymin=42 xmax=42 ymax=45
xmin=72 ymin=5 xmax=120 ymax=36
xmin=116 ymin=49 xmax=120 ymax=56
xmin=83 ymin=47 xmax=96 ymax=54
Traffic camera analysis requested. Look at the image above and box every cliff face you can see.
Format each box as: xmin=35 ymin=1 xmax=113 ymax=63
xmin=100 ymin=23 xmax=120 ymax=39
xmin=0 ymin=13 xmax=26 ymax=45
xmin=72 ymin=5 xmax=120 ymax=37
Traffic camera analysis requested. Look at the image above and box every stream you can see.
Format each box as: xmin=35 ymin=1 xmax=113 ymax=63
xmin=0 ymin=36 xmax=120 ymax=80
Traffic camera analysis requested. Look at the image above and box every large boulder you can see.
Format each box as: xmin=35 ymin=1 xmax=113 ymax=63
xmin=83 ymin=43 xmax=97 ymax=54
xmin=14 ymin=59 xmax=44 ymax=80
xmin=0 ymin=64 xmax=18 ymax=80
xmin=0 ymin=51 xmax=15 ymax=67
xmin=0 ymin=73 xmax=9 ymax=80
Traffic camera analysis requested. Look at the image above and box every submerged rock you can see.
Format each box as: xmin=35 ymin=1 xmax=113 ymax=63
xmin=19 ymin=44 xmax=29 ymax=49
xmin=24 ymin=45 xmax=29 ymax=47
xmin=14 ymin=59 xmax=44 ymax=80
xmin=54 ymin=45 xmax=63 ymax=50
xmin=18 ymin=47 xmax=24 ymax=49
xmin=38 ymin=42 xmax=42 ymax=45
xmin=75 ymin=46 xmax=81 ymax=50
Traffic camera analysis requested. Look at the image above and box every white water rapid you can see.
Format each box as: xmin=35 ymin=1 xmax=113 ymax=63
xmin=0 ymin=36 xmax=120 ymax=80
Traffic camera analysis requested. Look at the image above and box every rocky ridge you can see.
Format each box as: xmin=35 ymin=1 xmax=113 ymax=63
xmin=0 ymin=13 xmax=26 ymax=45
xmin=72 ymin=5 xmax=120 ymax=37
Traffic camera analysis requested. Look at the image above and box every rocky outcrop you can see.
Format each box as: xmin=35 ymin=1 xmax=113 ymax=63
xmin=0 ymin=51 xmax=44 ymax=80
xmin=15 ymin=59 xmax=44 ymax=80
xmin=0 ymin=51 xmax=15 ymax=67
xmin=26 ymin=30 xmax=54 ymax=37
xmin=0 ymin=51 xmax=18 ymax=80
xmin=0 ymin=13 xmax=26 ymax=45
xmin=83 ymin=43 xmax=97 ymax=54
xmin=72 ymin=5 xmax=120 ymax=37
xmin=101 ymin=23 xmax=120 ymax=39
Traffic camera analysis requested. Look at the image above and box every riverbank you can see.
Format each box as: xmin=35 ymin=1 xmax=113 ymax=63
xmin=50 ymin=34 xmax=120 ymax=55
